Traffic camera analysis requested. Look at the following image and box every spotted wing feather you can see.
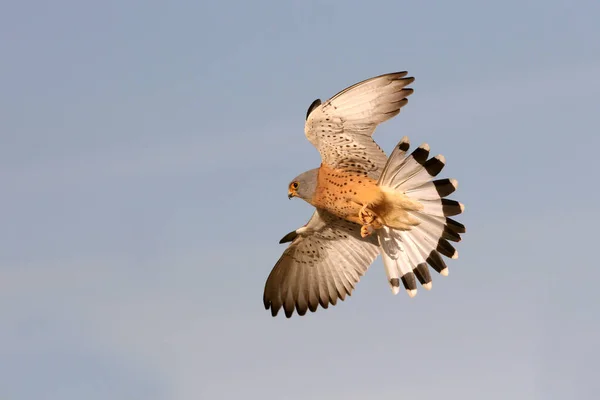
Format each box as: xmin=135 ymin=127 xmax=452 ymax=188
xmin=305 ymin=72 xmax=415 ymax=179
xmin=264 ymin=209 xmax=380 ymax=318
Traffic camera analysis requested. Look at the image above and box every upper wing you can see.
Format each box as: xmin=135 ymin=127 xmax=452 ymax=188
xmin=305 ymin=72 xmax=415 ymax=179
xmin=263 ymin=209 xmax=380 ymax=318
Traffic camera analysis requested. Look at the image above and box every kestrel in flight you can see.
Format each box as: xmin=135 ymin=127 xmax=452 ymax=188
xmin=263 ymin=71 xmax=465 ymax=318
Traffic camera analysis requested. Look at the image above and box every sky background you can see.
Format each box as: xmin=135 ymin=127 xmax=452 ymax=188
xmin=1 ymin=0 xmax=599 ymax=399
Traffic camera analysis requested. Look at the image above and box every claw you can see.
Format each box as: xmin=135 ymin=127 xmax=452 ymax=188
xmin=360 ymin=225 xmax=374 ymax=238
xmin=358 ymin=205 xmax=377 ymax=225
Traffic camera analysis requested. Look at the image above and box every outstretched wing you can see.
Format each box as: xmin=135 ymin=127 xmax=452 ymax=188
xmin=305 ymin=72 xmax=415 ymax=179
xmin=263 ymin=209 xmax=380 ymax=318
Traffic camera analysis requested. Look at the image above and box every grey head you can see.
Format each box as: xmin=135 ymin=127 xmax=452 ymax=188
xmin=287 ymin=168 xmax=319 ymax=203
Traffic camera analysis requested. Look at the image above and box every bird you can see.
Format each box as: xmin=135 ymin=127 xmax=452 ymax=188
xmin=263 ymin=71 xmax=465 ymax=318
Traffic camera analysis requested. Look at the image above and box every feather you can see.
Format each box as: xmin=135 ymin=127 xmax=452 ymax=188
xmin=375 ymin=137 xmax=465 ymax=291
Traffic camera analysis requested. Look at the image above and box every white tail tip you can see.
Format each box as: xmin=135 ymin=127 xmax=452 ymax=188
xmin=423 ymin=282 xmax=432 ymax=290
xmin=406 ymin=289 xmax=417 ymax=298
xmin=391 ymin=286 xmax=400 ymax=295
xmin=440 ymin=268 xmax=449 ymax=277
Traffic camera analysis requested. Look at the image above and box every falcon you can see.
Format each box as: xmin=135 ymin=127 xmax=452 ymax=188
xmin=263 ymin=71 xmax=465 ymax=318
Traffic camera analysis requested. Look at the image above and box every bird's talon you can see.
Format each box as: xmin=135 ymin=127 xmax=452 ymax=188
xmin=360 ymin=225 xmax=374 ymax=238
xmin=359 ymin=206 xmax=377 ymax=225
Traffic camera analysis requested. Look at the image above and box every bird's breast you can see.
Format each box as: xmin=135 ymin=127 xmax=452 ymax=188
xmin=311 ymin=164 xmax=382 ymax=223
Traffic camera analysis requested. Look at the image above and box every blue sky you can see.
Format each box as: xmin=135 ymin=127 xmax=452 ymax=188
xmin=1 ymin=0 xmax=599 ymax=399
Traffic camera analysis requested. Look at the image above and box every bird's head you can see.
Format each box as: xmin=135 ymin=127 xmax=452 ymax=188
xmin=288 ymin=168 xmax=319 ymax=202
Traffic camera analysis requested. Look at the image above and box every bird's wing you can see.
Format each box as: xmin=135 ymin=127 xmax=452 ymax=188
xmin=305 ymin=72 xmax=415 ymax=179
xmin=264 ymin=209 xmax=380 ymax=318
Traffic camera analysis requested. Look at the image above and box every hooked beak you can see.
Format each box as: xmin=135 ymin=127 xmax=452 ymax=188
xmin=288 ymin=192 xmax=294 ymax=200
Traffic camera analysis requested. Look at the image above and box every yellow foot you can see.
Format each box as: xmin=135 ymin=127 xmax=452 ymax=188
xmin=358 ymin=205 xmax=377 ymax=225
xmin=360 ymin=225 xmax=374 ymax=238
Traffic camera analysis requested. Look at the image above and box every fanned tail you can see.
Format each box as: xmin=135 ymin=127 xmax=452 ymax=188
xmin=376 ymin=136 xmax=465 ymax=297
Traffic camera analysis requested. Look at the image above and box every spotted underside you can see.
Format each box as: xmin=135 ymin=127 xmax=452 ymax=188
xmin=311 ymin=163 xmax=382 ymax=225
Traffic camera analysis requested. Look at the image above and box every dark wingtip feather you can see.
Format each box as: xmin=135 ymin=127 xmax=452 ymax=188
xmin=284 ymin=303 xmax=294 ymax=318
xmin=394 ymin=98 xmax=409 ymax=109
xmin=297 ymin=305 xmax=308 ymax=316
xmin=396 ymin=75 xmax=415 ymax=85
xmin=306 ymin=98 xmax=322 ymax=120
xmin=279 ymin=231 xmax=298 ymax=244
xmin=392 ymin=71 xmax=408 ymax=78
xmin=401 ymin=88 xmax=414 ymax=97
xmin=270 ymin=306 xmax=279 ymax=317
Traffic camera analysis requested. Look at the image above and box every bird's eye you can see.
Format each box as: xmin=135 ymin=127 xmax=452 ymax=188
xmin=291 ymin=182 xmax=299 ymax=189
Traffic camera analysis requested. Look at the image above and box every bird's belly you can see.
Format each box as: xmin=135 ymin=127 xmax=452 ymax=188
xmin=312 ymin=167 xmax=382 ymax=224
xmin=312 ymin=190 xmax=363 ymax=222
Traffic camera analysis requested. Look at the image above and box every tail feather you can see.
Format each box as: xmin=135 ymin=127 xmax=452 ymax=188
xmin=378 ymin=228 xmax=402 ymax=289
xmin=379 ymin=138 xmax=430 ymax=187
xmin=398 ymin=230 xmax=432 ymax=291
xmin=405 ymin=178 xmax=458 ymax=200
xmin=379 ymin=226 xmax=417 ymax=297
xmin=413 ymin=263 xmax=432 ymax=289
xmin=418 ymin=198 xmax=464 ymax=218
xmin=378 ymin=136 xmax=410 ymax=183
xmin=412 ymin=212 xmax=462 ymax=246
xmin=447 ymin=217 xmax=466 ymax=234
xmin=392 ymin=154 xmax=446 ymax=191
xmin=376 ymin=137 xmax=465 ymax=297
xmin=413 ymin=213 xmax=463 ymax=241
